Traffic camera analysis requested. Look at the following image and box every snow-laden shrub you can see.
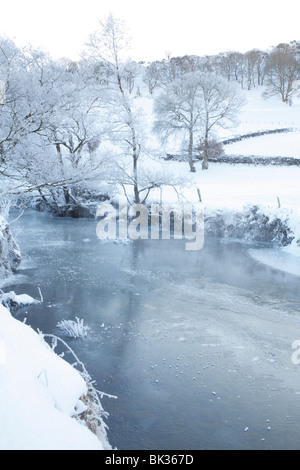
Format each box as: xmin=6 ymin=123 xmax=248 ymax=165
xmin=57 ymin=317 xmax=90 ymax=339
xmin=205 ymin=205 xmax=295 ymax=246
xmin=0 ymin=290 xmax=41 ymax=311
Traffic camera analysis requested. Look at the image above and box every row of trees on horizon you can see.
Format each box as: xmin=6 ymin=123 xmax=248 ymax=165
xmin=141 ymin=40 xmax=300 ymax=102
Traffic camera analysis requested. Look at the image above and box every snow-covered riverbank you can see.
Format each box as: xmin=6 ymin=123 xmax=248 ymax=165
xmin=0 ymin=214 xmax=111 ymax=450
xmin=0 ymin=303 xmax=110 ymax=450
xmin=136 ymin=160 xmax=300 ymax=261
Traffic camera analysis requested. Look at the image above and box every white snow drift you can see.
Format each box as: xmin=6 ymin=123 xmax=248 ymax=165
xmin=0 ymin=304 xmax=110 ymax=450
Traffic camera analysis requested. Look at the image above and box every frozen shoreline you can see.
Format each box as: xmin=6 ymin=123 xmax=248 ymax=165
xmin=0 ymin=215 xmax=112 ymax=450
xmin=0 ymin=303 xmax=110 ymax=450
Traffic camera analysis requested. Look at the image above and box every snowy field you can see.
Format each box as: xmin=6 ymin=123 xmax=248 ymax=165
xmin=218 ymin=87 xmax=300 ymax=138
xmin=147 ymin=163 xmax=300 ymax=211
xmin=224 ymin=131 xmax=300 ymax=158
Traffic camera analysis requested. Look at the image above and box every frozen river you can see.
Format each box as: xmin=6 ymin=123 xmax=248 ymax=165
xmin=6 ymin=210 xmax=300 ymax=450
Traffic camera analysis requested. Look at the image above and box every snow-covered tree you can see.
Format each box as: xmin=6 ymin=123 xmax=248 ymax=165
xmin=123 ymin=60 xmax=141 ymax=94
xmin=143 ymin=61 xmax=161 ymax=94
xmin=84 ymin=14 xmax=153 ymax=204
xmin=0 ymin=39 xmax=112 ymax=214
xmin=153 ymin=71 xmax=244 ymax=171
xmin=153 ymin=73 xmax=205 ymax=172
xmin=195 ymin=72 xmax=245 ymax=169
xmin=0 ymin=38 xmax=39 ymax=178
xmin=265 ymin=44 xmax=300 ymax=103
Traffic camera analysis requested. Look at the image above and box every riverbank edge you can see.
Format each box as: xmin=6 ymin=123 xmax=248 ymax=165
xmin=0 ymin=214 xmax=112 ymax=450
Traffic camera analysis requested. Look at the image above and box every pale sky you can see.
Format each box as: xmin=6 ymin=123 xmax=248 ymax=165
xmin=0 ymin=0 xmax=299 ymax=62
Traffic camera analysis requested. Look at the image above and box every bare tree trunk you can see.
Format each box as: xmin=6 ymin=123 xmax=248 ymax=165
xmin=63 ymin=187 xmax=70 ymax=205
xmin=188 ymin=130 xmax=196 ymax=173
xmin=202 ymin=159 xmax=209 ymax=170
xmin=133 ymin=151 xmax=140 ymax=204
xmin=56 ymin=143 xmax=65 ymax=177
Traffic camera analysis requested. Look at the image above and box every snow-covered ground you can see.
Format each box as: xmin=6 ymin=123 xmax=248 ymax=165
xmin=0 ymin=303 xmax=110 ymax=450
xmin=218 ymin=87 xmax=300 ymax=138
xmin=224 ymin=130 xmax=300 ymax=158
xmin=146 ymin=163 xmax=300 ymax=211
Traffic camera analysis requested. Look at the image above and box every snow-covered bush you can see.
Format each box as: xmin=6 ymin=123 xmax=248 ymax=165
xmin=196 ymin=138 xmax=224 ymax=161
xmin=0 ymin=290 xmax=41 ymax=311
xmin=205 ymin=205 xmax=296 ymax=246
xmin=57 ymin=317 xmax=90 ymax=339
